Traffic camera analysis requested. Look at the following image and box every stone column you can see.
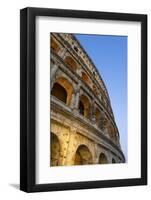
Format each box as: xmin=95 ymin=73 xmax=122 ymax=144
xmin=72 ymin=83 xmax=81 ymax=114
xmin=91 ymin=100 xmax=96 ymax=124
xmin=58 ymin=48 xmax=67 ymax=59
xmin=77 ymin=68 xmax=82 ymax=76
xmin=99 ymin=111 xmax=106 ymax=129
xmin=65 ymin=127 xmax=77 ymax=165
xmin=107 ymin=152 xmax=114 ymax=164
xmin=94 ymin=143 xmax=99 ymax=164
xmin=70 ymin=92 xmax=75 ymax=109
xmin=50 ymin=64 xmax=58 ymax=90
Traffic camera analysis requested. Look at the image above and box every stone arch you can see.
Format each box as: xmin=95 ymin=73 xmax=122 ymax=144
xmin=108 ymin=124 xmax=117 ymax=143
xmin=74 ymin=144 xmax=93 ymax=165
xmin=108 ymin=125 xmax=113 ymax=138
xmin=78 ymin=94 xmax=91 ymax=119
xmin=112 ymin=127 xmax=118 ymax=144
xmin=99 ymin=112 xmax=108 ymax=131
xmin=51 ymin=37 xmax=60 ymax=53
xmin=112 ymin=158 xmax=116 ymax=163
xmin=93 ymin=84 xmax=99 ymax=96
xmin=64 ymin=55 xmax=78 ymax=72
xmin=50 ymin=132 xmax=61 ymax=166
xmin=51 ymin=82 xmax=67 ymax=104
xmin=51 ymin=76 xmax=73 ymax=106
xmin=99 ymin=152 xmax=108 ymax=164
xmin=81 ymin=71 xmax=92 ymax=88
xmin=95 ymin=107 xmax=101 ymax=127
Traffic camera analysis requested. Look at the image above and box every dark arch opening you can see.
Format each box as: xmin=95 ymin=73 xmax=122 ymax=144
xmin=78 ymin=95 xmax=90 ymax=119
xmin=79 ymin=100 xmax=84 ymax=116
xmin=50 ymin=132 xmax=60 ymax=166
xmin=99 ymin=153 xmax=108 ymax=164
xmin=112 ymin=158 xmax=116 ymax=163
xmin=81 ymin=71 xmax=91 ymax=87
xmin=64 ymin=56 xmax=77 ymax=72
xmin=96 ymin=107 xmax=101 ymax=127
xmin=93 ymin=85 xmax=99 ymax=96
xmin=51 ymin=82 xmax=67 ymax=104
xmin=74 ymin=145 xmax=93 ymax=165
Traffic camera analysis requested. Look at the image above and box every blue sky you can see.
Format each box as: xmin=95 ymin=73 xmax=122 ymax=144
xmin=75 ymin=34 xmax=127 ymax=160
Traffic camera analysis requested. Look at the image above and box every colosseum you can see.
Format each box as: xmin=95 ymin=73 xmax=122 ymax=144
xmin=50 ymin=33 xmax=125 ymax=166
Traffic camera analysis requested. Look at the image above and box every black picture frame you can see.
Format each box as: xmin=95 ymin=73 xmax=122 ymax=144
xmin=20 ymin=7 xmax=147 ymax=192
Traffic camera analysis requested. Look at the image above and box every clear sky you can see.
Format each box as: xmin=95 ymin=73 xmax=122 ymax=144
xmin=75 ymin=34 xmax=127 ymax=160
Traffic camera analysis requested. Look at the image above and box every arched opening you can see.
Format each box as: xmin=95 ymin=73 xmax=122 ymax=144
xmin=51 ymin=82 xmax=67 ymax=104
xmin=81 ymin=71 xmax=92 ymax=88
xmin=108 ymin=125 xmax=117 ymax=144
xmin=78 ymin=95 xmax=91 ymax=119
xmin=93 ymin=85 xmax=99 ymax=96
xmin=109 ymin=125 xmax=114 ymax=138
xmin=64 ymin=56 xmax=78 ymax=72
xmin=51 ymin=38 xmax=60 ymax=53
xmin=99 ymin=153 xmax=108 ymax=164
xmin=79 ymin=100 xmax=84 ymax=116
xmin=50 ymin=132 xmax=60 ymax=166
xmin=99 ymin=113 xmax=107 ymax=131
xmin=112 ymin=158 xmax=116 ymax=163
xmin=74 ymin=145 xmax=93 ymax=165
xmin=114 ymin=134 xmax=118 ymax=144
xmin=96 ymin=107 xmax=101 ymax=127
xmin=110 ymin=126 xmax=118 ymax=144
xmin=51 ymin=77 xmax=73 ymax=105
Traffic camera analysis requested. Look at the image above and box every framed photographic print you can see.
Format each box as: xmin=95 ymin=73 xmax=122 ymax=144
xmin=20 ymin=7 xmax=147 ymax=192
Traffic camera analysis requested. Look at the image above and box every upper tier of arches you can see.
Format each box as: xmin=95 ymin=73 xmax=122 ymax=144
xmin=51 ymin=35 xmax=111 ymax=112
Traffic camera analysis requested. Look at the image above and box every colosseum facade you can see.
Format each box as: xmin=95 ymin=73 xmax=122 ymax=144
xmin=50 ymin=33 xmax=125 ymax=166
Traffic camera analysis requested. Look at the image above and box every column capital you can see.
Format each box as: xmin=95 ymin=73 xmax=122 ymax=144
xmin=75 ymin=83 xmax=81 ymax=94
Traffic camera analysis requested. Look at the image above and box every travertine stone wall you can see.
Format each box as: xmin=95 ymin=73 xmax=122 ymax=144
xmin=50 ymin=33 xmax=125 ymax=166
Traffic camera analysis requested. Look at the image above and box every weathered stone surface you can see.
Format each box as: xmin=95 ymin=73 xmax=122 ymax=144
xmin=50 ymin=33 xmax=125 ymax=166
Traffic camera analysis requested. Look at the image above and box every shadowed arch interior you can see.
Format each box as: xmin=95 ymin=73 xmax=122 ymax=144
xmin=81 ymin=71 xmax=92 ymax=88
xmin=74 ymin=145 xmax=93 ymax=165
xmin=93 ymin=84 xmax=99 ymax=96
xmin=96 ymin=107 xmax=101 ymax=127
xmin=51 ymin=76 xmax=73 ymax=105
xmin=78 ymin=95 xmax=91 ymax=119
xmin=51 ymin=82 xmax=67 ymax=103
xmin=99 ymin=152 xmax=108 ymax=164
xmin=50 ymin=132 xmax=60 ymax=166
xmin=64 ymin=55 xmax=78 ymax=72
xmin=108 ymin=125 xmax=118 ymax=144
xmin=79 ymin=100 xmax=84 ymax=116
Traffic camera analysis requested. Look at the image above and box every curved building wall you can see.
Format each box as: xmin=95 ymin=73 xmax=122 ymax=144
xmin=50 ymin=33 xmax=125 ymax=166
